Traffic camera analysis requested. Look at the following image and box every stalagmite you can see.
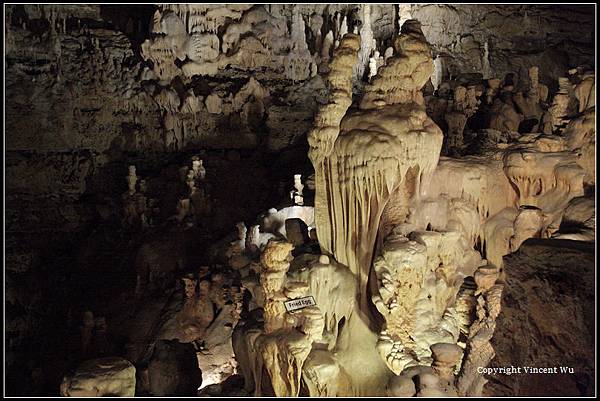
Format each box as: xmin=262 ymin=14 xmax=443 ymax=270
xmin=354 ymin=4 xmax=374 ymax=84
xmin=482 ymin=40 xmax=491 ymax=79
xmin=444 ymin=85 xmax=479 ymax=154
xmin=485 ymin=78 xmax=501 ymax=104
xmin=574 ymin=72 xmax=595 ymax=113
xmin=431 ymin=56 xmax=443 ymax=92
xmin=456 ymin=283 xmax=503 ymax=396
xmin=398 ymin=4 xmax=413 ymax=30
xmin=126 ymin=165 xmax=137 ymax=194
xmin=321 ymin=30 xmax=334 ymax=67
xmin=563 ymin=72 xmax=596 ymax=185
xmin=205 ymin=93 xmax=223 ymax=115
xmin=303 ymin=17 xmax=593 ymax=397
xmin=238 ymin=240 xmax=326 ymax=396
xmin=488 ymin=92 xmax=523 ymax=133
xmin=546 ymin=77 xmax=574 ymax=133
xmin=80 ymin=311 xmax=95 ymax=358
xmin=372 ymin=230 xmax=482 ymax=374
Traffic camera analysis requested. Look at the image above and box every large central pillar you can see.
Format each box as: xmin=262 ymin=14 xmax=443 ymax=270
xmin=309 ymin=20 xmax=444 ymax=314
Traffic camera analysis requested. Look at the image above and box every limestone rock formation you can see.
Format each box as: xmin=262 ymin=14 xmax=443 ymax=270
xmin=145 ymin=340 xmax=202 ymax=396
xmin=372 ymin=230 xmax=482 ymax=374
xmin=60 ymin=357 xmax=136 ymax=397
xmin=411 ymin=5 xmax=594 ymax=82
xmin=235 ymin=239 xmax=325 ymax=396
xmin=3 ymin=4 xmax=596 ymax=398
xmin=309 ymin=21 xmax=444 ymax=314
xmin=552 ymin=196 xmax=595 ymax=241
xmin=284 ymin=218 xmax=310 ymax=247
xmin=134 ymin=230 xmax=186 ymax=296
xmin=301 ymin=16 xmax=594 ymax=398
xmin=443 ymin=85 xmax=480 ymax=154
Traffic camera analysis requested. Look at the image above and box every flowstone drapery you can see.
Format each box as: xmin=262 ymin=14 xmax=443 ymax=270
xmin=308 ymin=20 xmax=444 ymax=314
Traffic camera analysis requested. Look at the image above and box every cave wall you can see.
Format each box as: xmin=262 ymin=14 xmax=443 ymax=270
xmin=5 ymin=4 xmax=594 ymax=167
xmin=412 ymin=4 xmax=595 ymax=86
xmin=5 ymin=2 xmax=594 ymax=261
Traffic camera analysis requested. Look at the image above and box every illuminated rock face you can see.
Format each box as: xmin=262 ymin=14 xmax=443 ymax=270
xmin=235 ymin=240 xmax=328 ymax=397
xmin=296 ymin=17 xmax=595 ymax=398
xmin=309 ymin=21 xmax=444 ymax=313
xmin=372 ymin=230 xmax=483 ymax=375
xmin=141 ymin=5 xmax=318 ymax=83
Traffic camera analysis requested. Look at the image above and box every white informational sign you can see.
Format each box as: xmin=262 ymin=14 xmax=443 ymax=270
xmin=284 ymin=296 xmax=316 ymax=312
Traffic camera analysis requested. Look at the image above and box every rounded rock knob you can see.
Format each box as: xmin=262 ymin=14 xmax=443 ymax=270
xmin=387 ymin=375 xmax=416 ymax=397
xmin=430 ymin=343 xmax=463 ymax=364
xmin=318 ymin=255 xmax=330 ymax=265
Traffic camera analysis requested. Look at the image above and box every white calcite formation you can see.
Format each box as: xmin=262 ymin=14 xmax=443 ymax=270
xmin=285 ymin=6 xmax=317 ymax=82
xmin=231 ymin=18 xmax=596 ymax=398
xmin=246 ymin=224 xmax=276 ymax=255
xmin=290 ymin=174 xmax=305 ymax=206
xmin=235 ymin=240 xmax=325 ymax=396
xmin=354 ymin=4 xmax=375 ymax=86
xmin=121 ymin=165 xmax=149 ymax=229
xmin=444 ymin=85 xmax=480 ymax=154
xmin=398 ymin=4 xmax=413 ymax=29
xmin=261 ymin=206 xmax=315 ymax=238
xmin=372 ymin=230 xmax=483 ymax=374
xmin=431 ymin=56 xmax=443 ymax=92
xmin=309 ymin=21 xmax=443 ymax=313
